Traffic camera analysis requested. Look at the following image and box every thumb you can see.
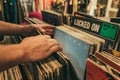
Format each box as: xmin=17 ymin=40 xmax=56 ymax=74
xmin=39 ymin=27 xmax=45 ymax=33
xmin=34 ymin=24 xmax=46 ymax=33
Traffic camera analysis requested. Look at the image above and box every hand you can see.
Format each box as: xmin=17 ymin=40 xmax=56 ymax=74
xmin=21 ymin=24 xmax=55 ymax=37
xmin=19 ymin=35 xmax=61 ymax=63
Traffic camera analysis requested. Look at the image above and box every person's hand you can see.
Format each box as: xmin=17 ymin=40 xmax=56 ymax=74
xmin=19 ymin=35 xmax=61 ymax=63
xmin=21 ymin=24 xmax=55 ymax=37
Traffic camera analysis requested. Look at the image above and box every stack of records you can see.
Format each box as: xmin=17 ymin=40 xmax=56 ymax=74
xmin=94 ymin=52 xmax=120 ymax=72
xmin=18 ymin=51 xmax=78 ymax=80
xmin=86 ymin=52 xmax=120 ymax=80
xmin=0 ymin=50 xmax=78 ymax=80
xmin=0 ymin=66 xmax=23 ymax=80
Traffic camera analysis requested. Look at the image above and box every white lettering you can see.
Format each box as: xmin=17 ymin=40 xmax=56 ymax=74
xmin=91 ymin=23 xmax=100 ymax=32
xmin=74 ymin=19 xmax=91 ymax=29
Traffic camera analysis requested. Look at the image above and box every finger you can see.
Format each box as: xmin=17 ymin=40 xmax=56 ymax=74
xmin=35 ymin=24 xmax=55 ymax=33
xmin=22 ymin=37 xmax=30 ymax=41
xmin=49 ymin=45 xmax=62 ymax=53
xmin=44 ymin=31 xmax=54 ymax=35
xmin=48 ymin=39 xmax=59 ymax=47
xmin=45 ymin=29 xmax=54 ymax=33
xmin=43 ymin=29 xmax=54 ymax=35
xmin=41 ymin=24 xmax=55 ymax=29
xmin=43 ymin=35 xmax=51 ymax=39
xmin=32 ymin=24 xmax=46 ymax=33
xmin=37 ymin=25 xmax=46 ymax=33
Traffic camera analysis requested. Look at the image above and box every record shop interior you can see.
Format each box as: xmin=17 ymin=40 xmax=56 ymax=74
xmin=0 ymin=0 xmax=120 ymax=80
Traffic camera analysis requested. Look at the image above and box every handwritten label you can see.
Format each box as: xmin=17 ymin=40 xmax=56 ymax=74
xmin=100 ymin=23 xmax=118 ymax=40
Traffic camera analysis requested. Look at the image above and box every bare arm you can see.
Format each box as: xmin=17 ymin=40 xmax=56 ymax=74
xmin=0 ymin=21 xmax=59 ymax=71
xmin=0 ymin=44 xmax=23 ymax=71
xmin=0 ymin=21 xmax=55 ymax=36
xmin=0 ymin=21 xmax=23 ymax=35
xmin=0 ymin=35 xmax=61 ymax=72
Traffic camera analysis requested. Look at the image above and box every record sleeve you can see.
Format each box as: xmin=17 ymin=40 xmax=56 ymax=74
xmin=54 ymin=26 xmax=94 ymax=80
xmin=41 ymin=10 xmax=63 ymax=26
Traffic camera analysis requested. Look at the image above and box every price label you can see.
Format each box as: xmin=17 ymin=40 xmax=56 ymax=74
xmin=100 ymin=23 xmax=118 ymax=40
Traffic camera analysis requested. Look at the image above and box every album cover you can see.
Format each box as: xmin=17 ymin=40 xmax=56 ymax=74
xmin=54 ymin=26 xmax=97 ymax=80
xmin=41 ymin=10 xmax=63 ymax=26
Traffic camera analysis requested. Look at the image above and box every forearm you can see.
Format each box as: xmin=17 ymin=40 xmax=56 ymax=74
xmin=0 ymin=21 xmax=23 ymax=35
xmin=0 ymin=44 xmax=24 ymax=71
